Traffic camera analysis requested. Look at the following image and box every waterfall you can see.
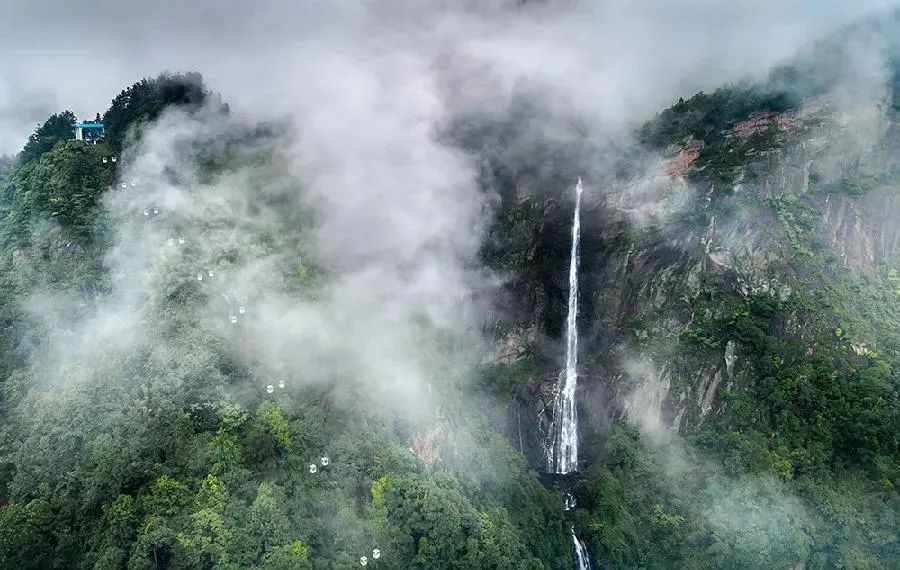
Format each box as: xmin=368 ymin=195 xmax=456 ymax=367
xmin=516 ymin=400 xmax=524 ymax=454
xmin=564 ymin=491 xmax=577 ymax=511
xmin=572 ymin=527 xmax=592 ymax=570
xmin=548 ymin=178 xmax=583 ymax=474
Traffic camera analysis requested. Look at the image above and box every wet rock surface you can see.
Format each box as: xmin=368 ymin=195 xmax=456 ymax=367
xmin=481 ymin=100 xmax=900 ymax=472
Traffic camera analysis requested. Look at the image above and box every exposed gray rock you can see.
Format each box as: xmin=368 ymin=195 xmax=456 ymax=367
xmin=822 ymin=187 xmax=900 ymax=267
xmin=724 ymin=340 xmax=737 ymax=378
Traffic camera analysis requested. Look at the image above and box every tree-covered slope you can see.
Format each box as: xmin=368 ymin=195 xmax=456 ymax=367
xmin=472 ymin=25 xmax=900 ymax=569
xmin=0 ymin=74 xmax=569 ymax=570
xmin=0 ymin=18 xmax=899 ymax=570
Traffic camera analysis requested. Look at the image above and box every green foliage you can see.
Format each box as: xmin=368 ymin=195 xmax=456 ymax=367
xmin=209 ymin=428 xmax=241 ymax=473
xmin=578 ymin=427 xmax=828 ymax=569
xmin=771 ymin=194 xmax=818 ymax=257
xmin=684 ymin=289 xmax=897 ymax=473
xmin=0 ymin=499 xmax=56 ymax=569
xmin=8 ymin=140 xmax=116 ymax=238
xmin=378 ymin=473 xmax=546 ymax=569
xmin=253 ymin=541 xmax=311 ymax=570
xmin=572 ymin=85 xmax=898 ymax=566
xmin=19 ymin=111 xmax=76 ymax=166
xmin=664 ymin=267 xmax=899 ymax=568
xmin=197 ymin=474 xmax=228 ymax=510
xmin=258 ymin=401 xmax=292 ymax=450
xmin=0 ymin=68 xmax=572 ymax=570
xmin=234 ymin=482 xmax=292 ymax=566
xmin=144 ymin=476 xmax=191 ymax=517
xmin=176 ymin=507 xmax=235 ymax=569
xmin=649 ymin=504 xmax=684 ymax=529
xmin=103 ymin=72 xmax=215 ymax=151
xmin=819 ymin=171 xmax=898 ymax=197
xmin=477 ymin=357 xmax=537 ymax=395
xmin=1 ymin=46 xmax=898 ymax=570
xmin=638 ymin=85 xmax=794 ymax=149
xmin=703 ymin=123 xmax=797 ymax=189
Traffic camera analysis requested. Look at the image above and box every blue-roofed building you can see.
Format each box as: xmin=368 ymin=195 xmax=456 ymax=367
xmin=75 ymin=122 xmax=104 ymax=143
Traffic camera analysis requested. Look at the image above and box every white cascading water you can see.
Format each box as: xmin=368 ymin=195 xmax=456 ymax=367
xmin=572 ymin=527 xmax=592 ymax=570
xmin=548 ymin=177 xmax=583 ymax=474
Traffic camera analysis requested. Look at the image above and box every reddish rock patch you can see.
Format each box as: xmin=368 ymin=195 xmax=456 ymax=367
xmin=731 ymin=110 xmax=799 ymax=138
xmin=732 ymin=111 xmax=779 ymax=137
xmin=663 ymin=138 xmax=703 ymax=181
xmin=409 ymin=430 xmax=441 ymax=466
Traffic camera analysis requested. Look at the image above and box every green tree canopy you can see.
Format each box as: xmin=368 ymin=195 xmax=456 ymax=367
xmin=6 ymin=140 xmax=116 ymax=237
xmin=18 ymin=111 xmax=76 ymax=166
xmin=103 ymin=72 xmax=223 ymax=150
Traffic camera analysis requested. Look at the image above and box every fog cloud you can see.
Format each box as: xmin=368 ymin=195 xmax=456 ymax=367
xmin=4 ymin=4 xmax=898 ymax=566
xmin=2 ymin=0 xmax=898 ymax=154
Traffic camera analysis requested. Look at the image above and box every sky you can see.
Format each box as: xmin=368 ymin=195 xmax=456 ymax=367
xmin=1 ymin=0 xmax=898 ymax=155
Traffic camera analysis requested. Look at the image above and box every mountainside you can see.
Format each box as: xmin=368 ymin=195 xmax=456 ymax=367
xmin=474 ymin=27 xmax=900 ymax=567
xmin=0 ymin=14 xmax=898 ymax=570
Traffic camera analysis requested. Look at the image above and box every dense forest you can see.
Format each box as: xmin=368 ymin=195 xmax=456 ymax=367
xmin=0 ymin=11 xmax=899 ymax=570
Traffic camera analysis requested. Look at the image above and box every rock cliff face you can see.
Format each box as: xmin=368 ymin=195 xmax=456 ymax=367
xmin=823 ymin=187 xmax=900 ymax=267
xmin=485 ymin=96 xmax=900 ymax=472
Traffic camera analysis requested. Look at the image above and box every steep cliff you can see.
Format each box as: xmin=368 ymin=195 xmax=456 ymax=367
xmin=475 ymin=64 xmax=899 ymax=566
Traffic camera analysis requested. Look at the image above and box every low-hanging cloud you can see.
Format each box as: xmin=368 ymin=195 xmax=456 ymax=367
xmin=6 ymin=0 xmax=898 ymax=432
xmin=4 ymin=4 xmax=899 ymax=567
xmin=2 ymin=0 xmax=898 ymax=154
xmin=20 ymin=84 xmax=487 ymax=424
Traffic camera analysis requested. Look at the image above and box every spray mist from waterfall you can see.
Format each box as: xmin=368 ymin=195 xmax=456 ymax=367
xmin=548 ymin=177 xmax=583 ymax=474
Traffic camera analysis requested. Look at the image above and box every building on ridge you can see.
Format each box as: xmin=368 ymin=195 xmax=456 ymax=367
xmin=74 ymin=121 xmax=104 ymax=143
